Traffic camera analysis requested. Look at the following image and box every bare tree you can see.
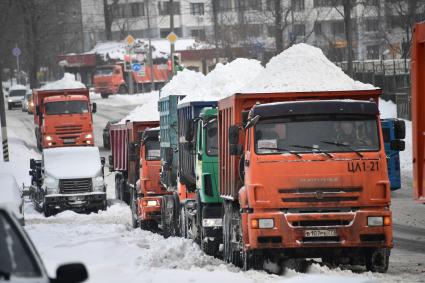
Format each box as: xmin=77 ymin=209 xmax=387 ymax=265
xmin=103 ymin=0 xmax=119 ymax=41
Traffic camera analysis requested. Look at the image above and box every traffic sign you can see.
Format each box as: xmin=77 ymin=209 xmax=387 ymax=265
xmin=166 ymin=32 xmax=178 ymax=44
xmin=132 ymin=63 xmax=141 ymax=72
xmin=12 ymin=47 xmax=21 ymax=57
xmin=125 ymin=35 xmax=136 ymax=46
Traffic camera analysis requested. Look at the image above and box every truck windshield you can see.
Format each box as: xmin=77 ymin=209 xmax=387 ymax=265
xmin=45 ymin=101 xmax=89 ymax=115
xmin=95 ymin=68 xmax=114 ymax=76
xmin=9 ymin=90 xmax=26 ymax=97
xmin=0 ymin=211 xmax=41 ymax=278
xmin=146 ymin=140 xmax=160 ymax=161
xmin=255 ymin=114 xmax=379 ymax=155
xmin=206 ymin=119 xmax=218 ymax=156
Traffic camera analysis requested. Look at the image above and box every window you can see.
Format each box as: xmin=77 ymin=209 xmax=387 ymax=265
xmin=191 ymin=29 xmax=206 ymax=40
xmin=145 ymin=140 xmax=160 ymax=161
xmin=160 ymin=28 xmax=182 ymax=38
xmin=367 ymin=45 xmax=380 ymax=59
xmin=206 ymin=119 xmax=218 ymax=156
xmin=365 ymin=18 xmax=379 ymax=32
xmin=313 ymin=0 xmax=341 ymax=7
xmin=218 ymin=0 xmax=232 ymax=11
xmin=314 ymin=21 xmax=322 ymax=35
xmin=291 ymin=0 xmax=305 ymax=11
xmin=190 ymin=3 xmax=204 ymax=15
xmin=45 ymin=101 xmax=89 ymax=115
xmin=130 ymin=2 xmax=145 ymax=17
xmin=331 ymin=20 xmax=345 ymax=34
xmin=365 ymin=0 xmax=379 ymax=6
xmin=158 ymin=1 xmax=181 ymax=15
xmin=246 ymin=0 xmax=262 ymax=11
xmin=266 ymin=0 xmax=274 ymax=11
xmin=113 ymin=3 xmax=144 ymax=18
xmin=293 ymin=24 xmax=305 ymax=37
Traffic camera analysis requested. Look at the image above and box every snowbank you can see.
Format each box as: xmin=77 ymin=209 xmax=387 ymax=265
xmin=179 ymin=58 xmax=264 ymax=104
xmin=117 ymin=92 xmax=160 ymax=123
xmin=40 ymin=73 xmax=86 ymax=90
xmin=161 ymin=69 xmax=206 ymax=98
xmin=244 ymin=43 xmax=376 ymax=93
xmin=91 ymin=91 xmax=159 ymax=108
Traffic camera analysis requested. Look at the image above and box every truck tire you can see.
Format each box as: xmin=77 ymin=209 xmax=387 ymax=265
xmin=43 ymin=205 xmax=53 ymax=217
xmin=242 ymin=250 xmax=264 ymax=271
xmin=365 ymin=248 xmax=389 ymax=273
xmin=101 ymin=93 xmax=109 ymax=99
xmin=201 ymin=229 xmax=220 ymax=257
xmin=118 ymin=85 xmax=128 ymax=94
xmin=161 ymin=195 xmax=173 ymax=238
xmin=8 ymin=103 xmax=12 ymax=110
xmin=115 ymin=176 xmax=121 ymax=200
xmin=223 ymin=200 xmax=242 ymax=267
xmin=180 ymin=205 xmax=188 ymax=238
xmin=130 ymin=189 xmax=139 ymax=228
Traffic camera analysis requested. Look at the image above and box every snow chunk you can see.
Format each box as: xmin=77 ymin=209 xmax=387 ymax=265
xmin=244 ymin=43 xmax=376 ymax=93
xmin=43 ymin=147 xmax=101 ymax=179
xmin=9 ymin=84 xmax=27 ymax=91
xmin=41 ymin=73 xmax=86 ymax=90
xmin=118 ymin=92 xmax=160 ymax=124
xmin=161 ymin=69 xmax=207 ymax=98
xmin=379 ymin=98 xmax=397 ymax=118
xmin=178 ymin=58 xmax=264 ymax=104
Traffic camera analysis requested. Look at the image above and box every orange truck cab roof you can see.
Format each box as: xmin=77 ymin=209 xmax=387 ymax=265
xmin=43 ymin=94 xmax=89 ymax=103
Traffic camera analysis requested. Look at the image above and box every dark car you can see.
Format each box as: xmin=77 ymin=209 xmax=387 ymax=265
xmin=103 ymin=119 xmax=120 ymax=149
xmin=0 ymin=205 xmax=88 ymax=283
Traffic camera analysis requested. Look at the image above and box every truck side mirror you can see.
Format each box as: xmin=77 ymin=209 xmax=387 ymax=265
xmin=245 ymin=115 xmax=260 ymax=129
xmin=92 ymin=103 xmax=97 ymax=114
xmin=30 ymin=158 xmax=35 ymax=170
xmin=100 ymin=157 xmax=105 ymax=166
xmin=108 ymin=155 xmax=114 ymax=171
xmin=228 ymin=125 xmax=240 ymax=145
xmin=165 ymin=147 xmax=173 ymax=164
xmin=55 ymin=263 xmax=88 ymax=283
xmin=185 ymin=120 xmax=194 ymax=142
xmin=394 ymin=120 xmax=405 ymax=140
xmin=230 ymin=144 xmax=243 ymax=155
xmin=390 ymin=139 xmax=405 ymax=151
xmin=36 ymin=106 xmax=41 ymax=116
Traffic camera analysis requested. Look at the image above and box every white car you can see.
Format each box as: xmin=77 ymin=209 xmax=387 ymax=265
xmin=6 ymin=84 xmax=27 ymax=110
xmin=0 ymin=173 xmax=24 ymax=225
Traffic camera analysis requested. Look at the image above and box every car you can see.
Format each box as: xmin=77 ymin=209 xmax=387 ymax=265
xmin=22 ymin=91 xmax=32 ymax=113
xmin=103 ymin=119 xmax=120 ymax=149
xmin=0 ymin=173 xmax=24 ymax=225
xmin=0 ymin=205 xmax=88 ymax=282
xmin=6 ymin=84 xmax=27 ymax=110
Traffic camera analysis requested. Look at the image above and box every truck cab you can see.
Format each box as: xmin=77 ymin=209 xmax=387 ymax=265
xmin=33 ymin=89 xmax=95 ymax=150
xmin=221 ymin=95 xmax=398 ymax=273
xmin=93 ymin=65 xmax=127 ymax=98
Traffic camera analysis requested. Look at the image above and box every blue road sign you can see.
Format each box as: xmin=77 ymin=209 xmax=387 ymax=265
xmin=132 ymin=63 xmax=141 ymax=72
xmin=12 ymin=47 xmax=21 ymax=57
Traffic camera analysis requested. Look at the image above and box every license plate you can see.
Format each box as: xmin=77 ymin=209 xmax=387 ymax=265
xmin=304 ymin=229 xmax=337 ymax=238
xmin=63 ymin=138 xmax=75 ymax=144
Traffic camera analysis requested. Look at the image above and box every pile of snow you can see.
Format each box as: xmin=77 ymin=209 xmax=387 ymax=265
xmin=161 ymin=69 xmax=207 ymax=98
xmin=40 ymin=73 xmax=86 ymax=90
xmin=379 ymin=98 xmax=397 ymax=118
xmin=178 ymin=58 xmax=264 ymax=104
xmin=243 ymin=43 xmax=376 ymax=93
xmin=117 ymin=92 xmax=160 ymax=123
xmin=10 ymin=84 xmax=27 ymax=91
xmin=91 ymin=91 xmax=159 ymax=107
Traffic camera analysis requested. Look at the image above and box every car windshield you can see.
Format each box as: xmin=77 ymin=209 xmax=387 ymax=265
xmin=254 ymin=114 xmax=380 ymax=155
xmin=9 ymin=90 xmax=26 ymax=97
xmin=0 ymin=211 xmax=41 ymax=278
xmin=206 ymin=119 xmax=218 ymax=156
xmin=45 ymin=101 xmax=89 ymax=115
xmin=145 ymin=140 xmax=160 ymax=161
xmin=95 ymin=67 xmax=114 ymax=76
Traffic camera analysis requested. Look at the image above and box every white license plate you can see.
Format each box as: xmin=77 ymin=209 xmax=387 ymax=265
xmin=304 ymin=229 xmax=337 ymax=238
xmin=63 ymin=138 xmax=75 ymax=144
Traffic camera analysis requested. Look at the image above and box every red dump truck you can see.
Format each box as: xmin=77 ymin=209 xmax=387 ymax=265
xmin=412 ymin=22 xmax=425 ymax=203
xmin=33 ymin=88 xmax=96 ymax=150
xmin=219 ymin=90 xmax=398 ymax=272
xmin=109 ymin=120 xmax=158 ymax=207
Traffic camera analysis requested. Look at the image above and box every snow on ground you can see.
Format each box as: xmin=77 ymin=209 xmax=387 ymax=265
xmin=40 ymin=73 xmax=86 ymax=90
xmin=90 ymin=90 xmax=159 ymax=107
xmin=243 ymin=43 xmax=376 ymax=93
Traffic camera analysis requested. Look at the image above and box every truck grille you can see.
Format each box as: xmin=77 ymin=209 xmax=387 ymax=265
xmin=55 ymin=125 xmax=83 ymax=135
xmin=59 ymin=178 xmax=92 ymax=194
xmin=279 ymin=187 xmax=362 ymax=204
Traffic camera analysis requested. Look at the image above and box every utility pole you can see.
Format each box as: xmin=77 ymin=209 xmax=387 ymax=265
xmin=169 ymin=0 xmax=175 ymax=79
xmin=146 ymin=0 xmax=155 ymax=91
xmin=212 ymin=0 xmax=219 ymax=63
xmin=0 ymin=61 xmax=9 ymax=162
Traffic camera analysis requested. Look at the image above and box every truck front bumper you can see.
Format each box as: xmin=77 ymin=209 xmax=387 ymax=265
xmin=45 ymin=192 xmax=106 ymax=212
xmin=243 ymin=209 xmax=392 ymax=253
xmin=42 ymin=133 xmax=94 ymax=148
xmin=137 ymin=196 xmax=162 ymax=221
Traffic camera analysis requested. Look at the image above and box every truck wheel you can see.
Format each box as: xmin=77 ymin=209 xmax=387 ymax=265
xmin=115 ymin=176 xmax=121 ymax=200
xmin=242 ymin=250 xmax=264 ymax=271
xmin=201 ymin=229 xmax=220 ymax=257
xmin=101 ymin=93 xmax=109 ymax=99
xmin=180 ymin=205 xmax=188 ymax=238
xmin=223 ymin=200 xmax=242 ymax=267
xmin=365 ymin=248 xmax=390 ymax=273
xmin=130 ymin=189 xmax=139 ymax=228
xmin=118 ymin=85 xmax=128 ymax=94
xmin=43 ymin=205 xmax=53 ymax=217
xmin=161 ymin=195 xmax=173 ymax=238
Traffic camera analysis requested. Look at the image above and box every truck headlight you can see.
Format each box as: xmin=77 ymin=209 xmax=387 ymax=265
xmin=85 ymin=134 xmax=92 ymax=139
xmin=93 ymin=176 xmax=104 ymax=191
xmin=142 ymin=200 xmax=158 ymax=207
xmin=45 ymin=136 xmax=53 ymax=141
xmin=367 ymin=216 xmax=383 ymax=226
xmin=251 ymin=218 xmax=274 ymax=229
xmin=45 ymin=178 xmax=59 ymax=194
xmin=8 ymin=99 xmax=12 ymax=102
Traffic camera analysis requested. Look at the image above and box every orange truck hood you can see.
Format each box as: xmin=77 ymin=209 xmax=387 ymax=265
xmin=43 ymin=114 xmax=93 ymax=134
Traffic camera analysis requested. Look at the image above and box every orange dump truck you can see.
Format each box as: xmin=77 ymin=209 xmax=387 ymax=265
xmin=412 ymin=22 xmax=425 ymax=203
xmin=33 ymin=88 xmax=96 ymax=150
xmin=219 ymin=90 xmax=395 ymax=272
xmin=135 ymin=127 xmax=170 ymax=231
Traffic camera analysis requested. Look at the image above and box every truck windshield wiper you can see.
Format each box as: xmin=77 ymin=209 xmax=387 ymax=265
xmin=289 ymin=144 xmax=333 ymax=159
xmin=0 ymin=269 xmax=11 ymax=280
xmin=258 ymin=147 xmax=302 ymax=159
xmin=320 ymin=140 xmax=363 ymax=158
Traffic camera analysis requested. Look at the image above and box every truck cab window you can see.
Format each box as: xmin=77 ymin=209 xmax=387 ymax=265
xmin=95 ymin=67 xmax=115 ymax=76
xmin=0 ymin=213 xmax=41 ymax=278
xmin=206 ymin=119 xmax=218 ymax=156
xmin=255 ymin=114 xmax=380 ymax=155
xmin=146 ymin=141 xmax=160 ymax=161
xmin=45 ymin=101 xmax=89 ymax=115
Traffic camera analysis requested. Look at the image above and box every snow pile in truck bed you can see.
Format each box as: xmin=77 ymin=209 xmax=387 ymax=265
xmin=118 ymin=92 xmax=160 ymax=123
xmin=244 ymin=43 xmax=376 ymax=93
xmin=40 ymin=73 xmax=86 ymax=91
xmin=161 ymin=69 xmax=207 ymax=98
xmin=178 ymin=58 xmax=264 ymax=104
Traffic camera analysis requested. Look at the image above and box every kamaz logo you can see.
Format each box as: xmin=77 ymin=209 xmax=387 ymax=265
xmin=315 ymin=191 xmax=324 ymax=199
xmin=299 ymin=177 xmax=339 ymax=183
